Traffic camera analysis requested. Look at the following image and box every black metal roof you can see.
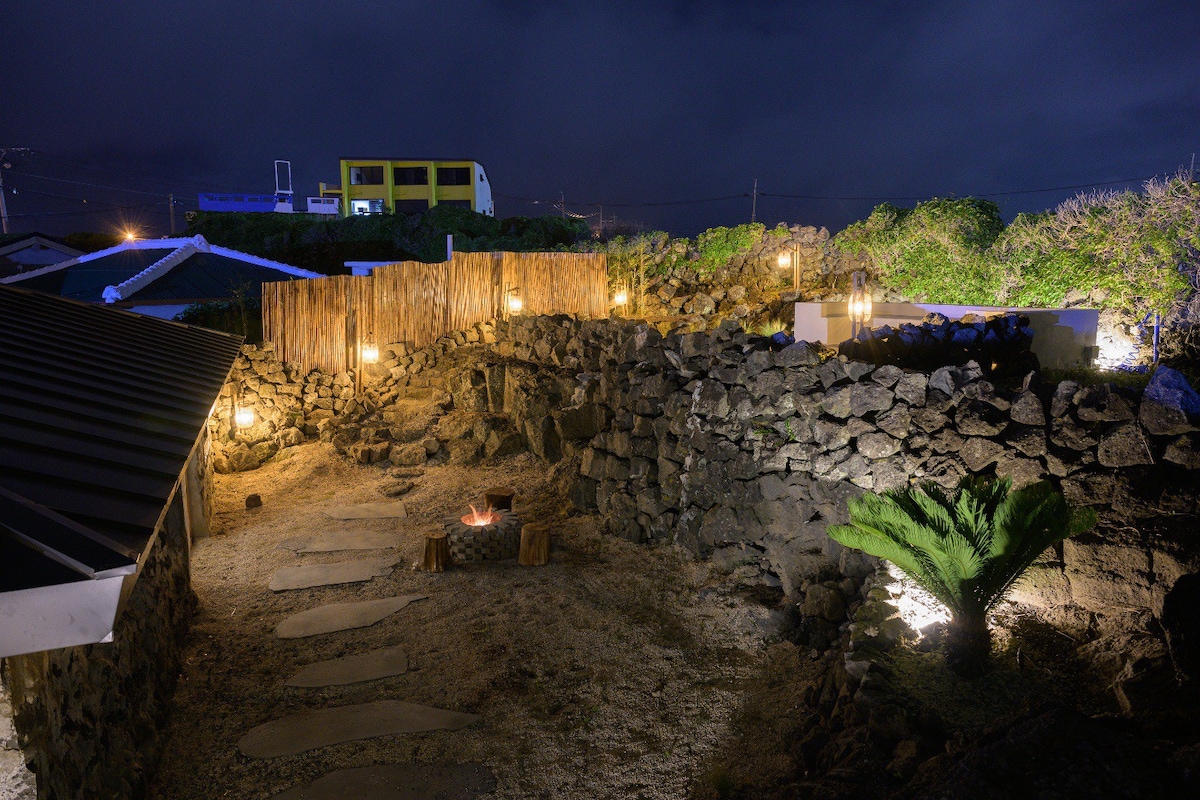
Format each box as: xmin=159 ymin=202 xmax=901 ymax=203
xmin=0 ymin=284 xmax=242 ymax=583
xmin=9 ymin=248 xmax=298 ymax=304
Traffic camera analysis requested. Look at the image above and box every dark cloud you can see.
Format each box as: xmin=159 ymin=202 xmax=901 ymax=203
xmin=2 ymin=1 xmax=1197 ymax=236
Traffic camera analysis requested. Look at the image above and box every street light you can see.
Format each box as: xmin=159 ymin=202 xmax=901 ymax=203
xmin=848 ymin=270 xmax=873 ymax=338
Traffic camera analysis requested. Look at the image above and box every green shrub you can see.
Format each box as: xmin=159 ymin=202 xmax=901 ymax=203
xmin=694 ymin=223 xmax=765 ymax=274
xmin=828 ymin=476 xmax=1095 ymax=676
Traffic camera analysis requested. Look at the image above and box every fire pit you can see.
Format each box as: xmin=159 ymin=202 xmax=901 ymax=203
xmin=443 ymin=505 xmax=522 ymax=562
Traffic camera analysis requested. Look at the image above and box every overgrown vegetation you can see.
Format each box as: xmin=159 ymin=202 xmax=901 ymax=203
xmin=828 ymin=476 xmax=1096 ymax=676
xmin=185 ymin=206 xmax=590 ymax=273
xmin=834 ymin=174 xmax=1200 ymax=319
xmin=176 ymin=296 xmax=262 ymax=342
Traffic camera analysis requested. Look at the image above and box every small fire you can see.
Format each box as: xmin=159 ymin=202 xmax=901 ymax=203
xmin=462 ymin=504 xmax=500 ymax=526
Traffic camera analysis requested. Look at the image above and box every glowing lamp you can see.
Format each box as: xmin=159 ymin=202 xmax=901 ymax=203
xmin=613 ymin=290 xmax=628 ymax=306
xmin=848 ymin=270 xmax=872 ymax=337
xmin=777 ymin=251 xmax=791 ymax=269
xmin=507 ymin=293 xmax=523 ymax=314
xmin=123 ymin=230 xmax=138 ymax=242
xmin=235 ymin=407 xmax=254 ymax=428
xmin=360 ymin=333 xmax=379 ymax=364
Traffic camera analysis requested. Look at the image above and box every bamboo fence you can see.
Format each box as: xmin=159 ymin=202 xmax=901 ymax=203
xmin=262 ymin=251 xmax=608 ymax=375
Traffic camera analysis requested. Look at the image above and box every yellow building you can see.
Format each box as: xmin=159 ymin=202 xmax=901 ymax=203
xmin=320 ymin=158 xmax=494 ymax=217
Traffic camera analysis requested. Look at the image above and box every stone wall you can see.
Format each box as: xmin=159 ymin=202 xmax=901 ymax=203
xmin=217 ymin=313 xmax=1200 ymax=647
xmin=1 ymin=492 xmax=195 ymax=800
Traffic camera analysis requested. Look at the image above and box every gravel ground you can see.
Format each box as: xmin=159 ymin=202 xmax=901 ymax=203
xmin=148 ymin=440 xmax=798 ymax=800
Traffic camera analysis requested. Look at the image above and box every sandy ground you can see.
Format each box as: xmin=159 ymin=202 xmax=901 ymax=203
xmin=148 ymin=440 xmax=800 ymax=800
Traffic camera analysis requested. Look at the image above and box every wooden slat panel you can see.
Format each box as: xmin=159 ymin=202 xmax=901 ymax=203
xmin=262 ymin=252 xmax=607 ymax=374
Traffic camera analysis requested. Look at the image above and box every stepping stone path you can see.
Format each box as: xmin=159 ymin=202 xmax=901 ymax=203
xmin=238 ymin=700 xmax=481 ymax=758
xmin=268 ymin=762 xmax=496 ymax=800
xmin=280 ymin=530 xmax=402 ymax=552
xmin=324 ymin=501 xmax=408 ymax=520
xmin=276 ymin=595 xmax=427 ymax=638
xmin=237 ymin=488 xmax=488 ymax=797
xmin=268 ymin=557 xmax=400 ymax=591
xmin=284 ymin=644 xmax=409 ymax=687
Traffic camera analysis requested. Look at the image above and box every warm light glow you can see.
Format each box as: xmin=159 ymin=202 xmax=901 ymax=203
xmin=777 ymin=251 xmax=791 ymax=269
xmin=507 ymin=294 xmax=523 ymax=314
xmin=360 ymin=334 xmax=379 ymax=364
xmin=235 ymin=407 xmax=254 ymax=428
xmin=462 ymin=504 xmax=500 ymax=526
xmin=613 ymin=290 xmax=628 ymax=306
xmin=884 ymin=563 xmax=950 ymax=635
xmin=123 ymin=229 xmax=138 ymax=242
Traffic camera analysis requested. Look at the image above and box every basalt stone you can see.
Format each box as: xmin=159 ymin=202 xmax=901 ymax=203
xmin=1074 ymin=384 xmax=1136 ymax=423
xmin=1010 ymin=390 xmax=1047 ymax=426
xmin=814 ymin=419 xmax=851 ymax=450
xmin=1007 ymin=426 xmax=1048 ymax=457
xmin=850 ymin=383 xmax=895 ymax=416
xmin=857 ymin=432 xmax=902 ymax=460
xmin=956 ymin=402 xmax=1007 ymax=436
xmin=1164 ymin=434 xmax=1200 ymax=469
xmin=698 ymin=505 xmax=742 ymax=548
xmin=871 ymin=364 xmax=904 ymax=388
xmin=692 ymin=379 xmax=730 ymax=417
xmin=894 ymin=371 xmax=928 ymax=406
xmin=1051 ymin=380 xmax=1080 ymax=418
xmin=819 ymin=386 xmax=853 ymax=419
xmin=929 ymin=365 xmax=957 ymax=397
xmin=995 ymin=454 xmax=1045 ymax=487
xmin=923 ymin=455 xmax=966 ymax=488
xmin=817 ymin=359 xmax=849 ymax=389
xmin=1097 ymin=421 xmax=1154 ymax=468
xmin=847 ymin=417 xmax=875 ymax=438
xmin=1050 ymin=419 xmax=1100 ymax=451
xmin=959 ymin=437 xmax=1006 ymax=472
xmin=776 ymin=341 xmax=821 ymax=368
xmin=846 ymin=361 xmax=875 ymax=382
xmin=742 ymin=348 xmax=774 ymax=376
xmin=1140 ymin=366 xmax=1200 ymax=435
xmin=876 ymin=406 xmax=912 ymax=438
xmin=911 ymin=406 xmax=948 ymax=435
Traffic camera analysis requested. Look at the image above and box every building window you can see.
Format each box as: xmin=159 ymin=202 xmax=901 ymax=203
xmin=438 ymin=199 xmax=471 ymax=209
xmin=350 ymin=199 xmax=385 ymax=215
xmin=394 ymin=166 xmax=428 ymax=185
xmin=349 ymin=166 xmax=384 ymax=185
xmin=437 ymin=167 xmax=472 ymax=186
xmin=395 ymin=199 xmax=431 ymax=215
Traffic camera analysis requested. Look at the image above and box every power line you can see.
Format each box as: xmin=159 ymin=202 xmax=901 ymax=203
xmin=32 ymin=150 xmax=249 ymax=195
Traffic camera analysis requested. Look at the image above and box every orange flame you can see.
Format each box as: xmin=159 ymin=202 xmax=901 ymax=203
xmin=462 ymin=504 xmax=500 ymax=526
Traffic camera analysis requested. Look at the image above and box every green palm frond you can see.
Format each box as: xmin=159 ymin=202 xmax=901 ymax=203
xmin=829 ymin=475 xmax=1095 ymax=625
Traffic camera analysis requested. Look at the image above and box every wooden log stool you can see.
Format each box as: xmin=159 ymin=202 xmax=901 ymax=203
xmin=422 ymin=531 xmax=451 ymax=572
xmin=484 ymin=487 xmax=516 ymax=511
xmin=518 ymin=523 xmax=550 ymax=566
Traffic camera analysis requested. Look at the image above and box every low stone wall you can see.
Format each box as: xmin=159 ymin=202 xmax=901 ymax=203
xmin=1 ymin=493 xmax=194 ymax=799
xmin=217 ymin=314 xmax=1200 ymax=649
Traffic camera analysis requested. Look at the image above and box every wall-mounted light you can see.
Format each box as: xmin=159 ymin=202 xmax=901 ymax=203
xmin=360 ymin=332 xmax=379 ymax=365
xmin=778 ymin=244 xmax=799 ymax=292
xmin=503 ymin=284 xmax=523 ymax=319
xmin=235 ymin=406 xmax=254 ymax=428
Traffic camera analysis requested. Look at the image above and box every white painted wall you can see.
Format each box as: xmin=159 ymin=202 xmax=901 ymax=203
xmin=794 ymin=301 xmax=1100 ymax=369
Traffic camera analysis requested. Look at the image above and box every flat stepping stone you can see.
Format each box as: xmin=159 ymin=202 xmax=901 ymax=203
xmin=275 ymin=595 xmax=427 ymax=639
xmin=238 ymin=700 xmax=480 ymax=758
xmin=284 ymin=644 xmax=409 ymax=687
xmin=324 ymin=501 xmax=408 ymax=520
xmin=268 ymin=557 xmax=400 ymax=591
xmin=280 ymin=531 xmax=402 ymax=553
xmin=269 ymin=762 xmax=496 ymax=800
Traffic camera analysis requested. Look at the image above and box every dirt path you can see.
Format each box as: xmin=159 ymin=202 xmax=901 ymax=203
xmin=148 ymin=442 xmax=796 ymax=800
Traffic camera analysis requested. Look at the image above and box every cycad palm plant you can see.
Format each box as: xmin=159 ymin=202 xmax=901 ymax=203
xmin=829 ymin=476 xmax=1095 ymax=676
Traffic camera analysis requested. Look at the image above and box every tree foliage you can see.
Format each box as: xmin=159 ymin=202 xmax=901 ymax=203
xmin=828 ymin=476 xmax=1095 ymax=674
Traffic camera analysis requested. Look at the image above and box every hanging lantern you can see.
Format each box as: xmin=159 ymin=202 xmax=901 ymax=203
xmin=777 ymin=251 xmax=791 ymax=269
xmin=235 ymin=406 xmax=254 ymax=428
xmin=360 ymin=332 xmax=379 ymax=364
xmin=507 ymin=292 xmax=523 ymax=314
xmin=613 ymin=290 xmax=628 ymax=306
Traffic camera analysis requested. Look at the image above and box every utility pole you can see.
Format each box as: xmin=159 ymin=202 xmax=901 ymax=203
xmin=751 ymin=178 xmax=758 ymax=223
xmin=168 ymin=193 xmax=176 ymax=235
xmin=0 ymin=147 xmax=29 ymax=235
xmin=560 ymin=191 xmax=566 ymax=220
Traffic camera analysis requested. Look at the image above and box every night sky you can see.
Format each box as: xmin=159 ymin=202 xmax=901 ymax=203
xmin=3 ymin=1 xmax=1198 ymax=238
